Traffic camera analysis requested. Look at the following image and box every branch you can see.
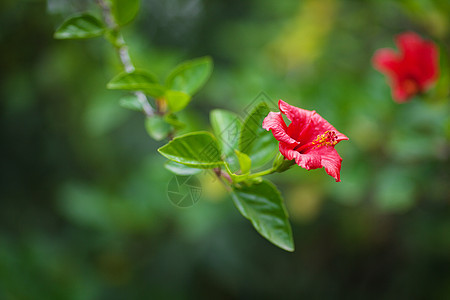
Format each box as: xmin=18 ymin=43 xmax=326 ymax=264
xmin=96 ymin=0 xmax=155 ymax=117
xmin=214 ymin=167 xmax=232 ymax=184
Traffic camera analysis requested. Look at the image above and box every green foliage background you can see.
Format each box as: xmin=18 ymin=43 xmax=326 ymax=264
xmin=1 ymin=0 xmax=449 ymax=298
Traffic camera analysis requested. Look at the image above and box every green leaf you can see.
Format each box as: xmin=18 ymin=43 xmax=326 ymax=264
xmin=222 ymin=160 xmax=245 ymax=182
xmin=107 ymin=70 xmax=165 ymax=98
xmin=210 ymin=109 xmax=242 ymax=171
xmin=239 ymin=103 xmax=278 ymax=169
xmin=145 ymin=116 xmax=172 ymax=141
xmin=231 ymin=180 xmax=294 ymax=252
xmin=119 ymin=94 xmax=143 ymax=111
xmin=165 ymin=90 xmax=192 ymax=113
xmin=158 ymin=131 xmax=223 ymax=168
xmin=166 ymin=56 xmax=213 ymax=96
xmin=210 ymin=109 xmax=241 ymax=156
xmin=235 ymin=150 xmax=251 ymax=174
xmin=54 ymin=13 xmax=105 ymax=40
xmin=223 ymin=160 xmax=250 ymax=183
xmin=164 ymin=161 xmax=202 ymax=176
xmin=110 ymin=0 xmax=140 ymax=26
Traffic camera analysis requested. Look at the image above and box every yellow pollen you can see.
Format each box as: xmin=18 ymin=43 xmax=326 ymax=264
xmin=311 ymin=130 xmax=338 ymax=149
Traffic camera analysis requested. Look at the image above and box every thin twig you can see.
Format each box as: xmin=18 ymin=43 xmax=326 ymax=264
xmin=213 ymin=168 xmax=232 ymax=192
xmin=96 ymin=0 xmax=155 ymax=117
xmin=214 ymin=168 xmax=232 ymax=184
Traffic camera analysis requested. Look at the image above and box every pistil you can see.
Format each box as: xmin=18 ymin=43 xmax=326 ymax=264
xmin=293 ymin=130 xmax=338 ymax=152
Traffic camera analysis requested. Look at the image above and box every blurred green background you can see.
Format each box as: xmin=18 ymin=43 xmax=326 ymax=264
xmin=1 ymin=0 xmax=449 ymax=299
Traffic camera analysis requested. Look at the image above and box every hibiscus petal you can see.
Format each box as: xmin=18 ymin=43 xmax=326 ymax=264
xmin=280 ymin=146 xmax=322 ymax=171
xmin=278 ymin=99 xmax=316 ymax=141
xmin=397 ymin=32 xmax=439 ymax=88
xmin=396 ymin=32 xmax=424 ymax=63
xmin=279 ymin=142 xmax=296 ymax=161
xmin=262 ymin=112 xmax=298 ymax=145
xmin=295 ymin=152 xmax=322 ymax=171
xmin=278 ymin=99 xmax=314 ymax=123
xmin=372 ymin=48 xmax=412 ymax=102
xmin=372 ymin=48 xmax=401 ymax=74
xmin=394 ymin=32 xmax=439 ymax=100
xmin=314 ymin=146 xmax=343 ymax=182
xmin=278 ymin=100 xmax=311 ymax=125
xmin=281 ymin=144 xmax=343 ymax=181
xmin=306 ymin=111 xmax=349 ymax=143
xmin=418 ymin=41 xmax=439 ymax=87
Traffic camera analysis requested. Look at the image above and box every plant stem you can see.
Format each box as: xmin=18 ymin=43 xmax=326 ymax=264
xmin=246 ymin=168 xmax=275 ymax=179
xmin=96 ymin=0 xmax=155 ymax=117
xmin=214 ymin=168 xmax=232 ymax=183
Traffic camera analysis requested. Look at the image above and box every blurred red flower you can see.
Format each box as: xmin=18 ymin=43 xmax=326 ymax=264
xmin=263 ymin=100 xmax=348 ymax=182
xmin=372 ymin=32 xmax=439 ymax=103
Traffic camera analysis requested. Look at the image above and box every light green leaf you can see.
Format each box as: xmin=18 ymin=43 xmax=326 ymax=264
xmin=231 ymin=180 xmax=294 ymax=252
xmin=110 ymin=0 xmax=140 ymax=26
xmin=119 ymin=94 xmax=143 ymax=111
xmin=210 ymin=109 xmax=241 ymax=171
xmin=235 ymin=150 xmax=251 ymax=174
xmin=158 ymin=131 xmax=223 ymax=168
xmin=166 ymin=56 xmax=213 ymax=96
xmin=210 ymin=109 xmax=241 ymax=156
xmin=164 ymin=114 xmax=186 ymax=130
xmin=239 ymin=103 xmax=278 ymax=169
xmin=165 ymin=90 xmax=192 ymax=113
xmin=223 ymin=160 xmax=249 ymax=183
xmin=107 ymin=70 xmax=165 ymax=98
xmin=145 ymin=116 xmax=172 ymax=141
xmin=164 ymin=161 xmax=202 ymax=176
xmin=54 ymin=13 xmax=105 ymax=40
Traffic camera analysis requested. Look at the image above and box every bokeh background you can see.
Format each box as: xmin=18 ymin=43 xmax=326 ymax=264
xmin=1 ymin=0 xmax=449 ymax=298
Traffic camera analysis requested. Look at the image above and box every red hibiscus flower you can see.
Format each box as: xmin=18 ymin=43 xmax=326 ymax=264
xmin=372 ymin=32 xmax=439 ymax=103
xmin=263 ymin=100 xmax=348 ymax=182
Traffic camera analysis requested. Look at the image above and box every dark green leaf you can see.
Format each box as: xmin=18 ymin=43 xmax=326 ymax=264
xmin=164 ymin=161 xmax=202 ymax=176
xmin=145 ymin=116 xmax=172 ymax=141
xmin=54 ymin=13 xmax=105 ymax=40
xmin=166 ymin=56 xmax=213 ymax=96
xmin=110 ymin=0 xmax=140 ymax=26
xmin=107 ymin=70 xmax=165 ymax=98
xmin=119 ymin=94 xmax=143 ymax=111
xmin=158 ymin=132 xmax=223 ymax=168
xmin=165 ymin=90 xmax=191 ymax=113
xmin=239 ymin=103 xmax=278 ymax=168
xmin=231 ymin=180 xmax=294 ymax=252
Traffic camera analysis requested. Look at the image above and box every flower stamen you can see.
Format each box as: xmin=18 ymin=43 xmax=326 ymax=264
xmin=312 ymin=130 xmax=338 ymax=148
